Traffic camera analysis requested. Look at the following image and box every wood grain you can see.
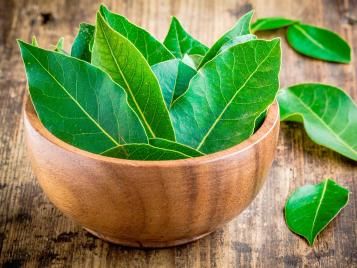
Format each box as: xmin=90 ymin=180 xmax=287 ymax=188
xmin=0 ymin=0 xmax=356 ymax=266
xmin=24 ymin=99 xmax=279 ymax=248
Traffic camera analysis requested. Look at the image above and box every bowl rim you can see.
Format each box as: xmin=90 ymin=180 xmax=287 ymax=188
xmin=24 ymin=97 xmax=279 ymax=167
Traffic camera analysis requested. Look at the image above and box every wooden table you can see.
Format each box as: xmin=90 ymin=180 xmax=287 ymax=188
xmin=0 ymin=0 xmax=356 ymax=267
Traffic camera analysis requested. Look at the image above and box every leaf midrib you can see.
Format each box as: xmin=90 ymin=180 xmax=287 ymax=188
xmin=288 ymin=91 xmax=357 ymax=156
xmin=98 ymin=18 xmax=156 ymax=138
xmin=196 ymin=41 xmax=278 ymax=150
xmin=25 ymin=47 xmax=120 ymax=147
xmin=310 ymin=179 xmax=328 ymax=242
xmin=292 ymin=24 xmax=342 ymax=59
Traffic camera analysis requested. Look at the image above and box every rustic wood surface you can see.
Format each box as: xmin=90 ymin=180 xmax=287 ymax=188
xmin=0 ymin=0 xmax=356 ymax=267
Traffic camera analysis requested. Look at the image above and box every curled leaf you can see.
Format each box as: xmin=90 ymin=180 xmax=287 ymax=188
xmin=278 ymin=84 xmax=357 ymax=161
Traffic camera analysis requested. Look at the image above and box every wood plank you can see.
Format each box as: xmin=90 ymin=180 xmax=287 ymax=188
xmin=0 ymin=0 xmax=356 ymax=267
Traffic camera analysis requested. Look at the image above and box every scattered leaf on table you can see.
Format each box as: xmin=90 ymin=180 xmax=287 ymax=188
xmin=285 ymin=178 xmax=349 ymax=245
xmin=100 ymin=4 xmax=174 ymax=65
xmin=149 ymin=138 xmax=204 ymax=157
xmin=218 ymin=34 xmax=256 ymax=53
xmin=101 ymin=143 xmax=192 ymax=160
xmin=278 ymin=83 xmax=357 ymax=161
xmin=71 ymin=23 xmax=95 ymax=62
xmin=182 ymin=54 xmax=203 ymax=69
xmin=92 ymin=12 xmax=175 ymax=141
xmin=286 ymin=23 xmax=351 ymax=63
xmin=151 ymin=59 xmax=196 ymax=108
xmin=251 ymin=17 xmax=298 ymax=32
xmin=170 ymin=39 xmax=281 ymax=154
xmin=18 ymin=41 xmax=148 ymax=155
xmin=164 ymin=16 xmax=208 ymax=58
xmin=197 ymin=10 xmax=254 ymax=69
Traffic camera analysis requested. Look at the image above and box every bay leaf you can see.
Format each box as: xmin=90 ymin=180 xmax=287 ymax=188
xmin=149 ymin=138 xmax=204 ymax=157
xmin=197 ymin=10 xmax=254 ymax=69
xmin=54 ymin=37 xmax=65 ymax=53
xmin=170 ymin=39 xmax=281 ymax=154
xmin=71 ymin=23 xmax=95 ymax=62
xmin=163 ymin=16 xmax=208 ymax=58
xmin=31 ymin=36 xmax=38 ymax=46
xmin=182 ymin=54 xmax=203 ymax=69
xmin=286 ymin=23 xmax=351 ymax=63
xmin=92 ymin=12 xmax=175 ymax=141
xmin=251 ymin=17 xmax=298 ymax=32
xmin=285 ymin=178 xmax=349 ymax=245
xmin=100 ymin=5 xmax=174 ymax=65
xmin=102 ymin=143 xmax=191 ymax=160
xmin=278 ymin=84 xmax=357 ymax=161
xmin=151 ymin=59 xmax=196 ymax=108
xmin=18 ymin=40 xmax=148 ymax=155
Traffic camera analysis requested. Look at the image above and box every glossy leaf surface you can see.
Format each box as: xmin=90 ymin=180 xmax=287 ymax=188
xmin=278 ymin=84 xmax=357 ymax=161
xmin=182 ymin=54 xmax=203 ymax=69
xmin=218 ymin=34 xmax=256 ymax=53
xmin=285 ymin=179 xmax=349 ymax=245
xmin=251 ymin=17 xmax=298 ymax=32
xmin=151 ymin=59 xmax=196 ymax=108
xmin=100 ymin=5 xmax=174 ymax=65
xmin=102 ymin=143 xmax=191 ymax=160
xmin=164 ymin=16 xmax=208 ymax=58
xmin=170 ymin=39 xmax=281 ymax=153
xmin=149 ymin=138 xmax=204 ymax=157
xmin=71 ymin=23 xmax=95 ymax=62
xmin=197 ymin=11 xmax=254 ymax=68
xmin=92 ymin=12 xmax=175 ymax=140
xmin=286 ymin=23 xmax=351 ymax=63
xmin=18 ymin=41 xmax=147 ymax=155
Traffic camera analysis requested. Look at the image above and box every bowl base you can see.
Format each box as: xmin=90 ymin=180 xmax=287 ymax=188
xmin=84 ymin=228 xmax=213 ymax=248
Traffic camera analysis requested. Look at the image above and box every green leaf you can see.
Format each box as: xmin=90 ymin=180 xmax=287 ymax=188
xmin=92 ymin=12 xmax=175 ymax=141
xmin=149 ymin=138 xmax=204 ymax=157
xmin=197 ymin=10 xmax=254 ymax=69
xmin=278 ymin=84 xmax=357 ymax=161
xmin=18 ymin=40 xmax=148 ymax=155
xmin=54 ymin=37 xmax=64 ymax=52
xmin=170 ymin=39 xmax=281 ymax=154
xmin=71 ymin=23 xmax=95 ymax=62
xmin=31 ymin=36 xmax=38 ymax=47
xmin=285 ymin=178 xmax=349 ymax=245
xmin=251 ymin=17 xmax=298 ymax=32
xmin=286 ymin=23 xmax=351 ymax=63
xmin=182 ymin=54 xmax=203 ymax=69
xmin=218 ymin=34 xmax=256 ymax=53
xmin=163 ymin=16 xmax=208 ymax=58
xmin=254 ymin=111 xmax=266 ymax=132
xmin=151 ymin=59 xmax=196 ymax=108
xmin=100 ymin=5 xmax=174 ymax=65
xmin=102 ymin=143 xmax=191 ymax=160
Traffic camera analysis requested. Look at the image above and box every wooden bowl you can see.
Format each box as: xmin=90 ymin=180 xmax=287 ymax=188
xmin=24 ymin=98 xmax=280 ymax=248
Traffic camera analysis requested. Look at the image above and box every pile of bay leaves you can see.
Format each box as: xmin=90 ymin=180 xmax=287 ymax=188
xmin=19 ymin=5 xmax=281 ymax=160
xmin=19 ymin=4 xmax=357 ymax=162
